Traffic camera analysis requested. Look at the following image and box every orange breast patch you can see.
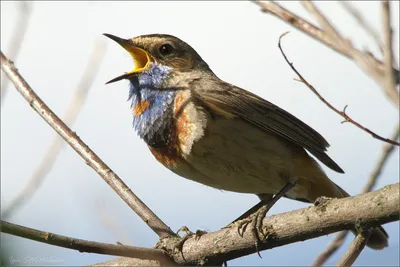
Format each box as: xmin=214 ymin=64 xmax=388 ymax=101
xmin=133 ymin=100 xmax=150 ymax=116
xmin=148 ymin=92 xmax=192 ymax=169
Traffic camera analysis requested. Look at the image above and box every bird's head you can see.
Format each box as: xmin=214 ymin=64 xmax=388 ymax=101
xmin=104 ymin=33 xmax=211 ymax=85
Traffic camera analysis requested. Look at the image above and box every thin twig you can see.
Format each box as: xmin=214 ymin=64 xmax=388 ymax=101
xmin=253 ymin=1 xmax=400 ymax=106
xmin=1 ymin=2 xmax=32 ymax=106
xmin=382 ymin=1 xmax=399 ymax=107
xmin=312 ymin=124 xmax=400 ymax=266
xmin=362 ymin=125 xmax=400 ymax=192
xmin=0 ymin=51 xmax=176 ymax=239
xmin=278 ymin=32 xmax=399 ymax=146
xmin=0 ymin=220 xmax=177 ymax=266
xmin=336 ymin=230 xmax=372 ymax=267
xmin=339 ymin=1 xmax=383 ymax=53
xmin=2 ymin=40 xmax=107 ymax=219
xmin=312 ymin=231 xmax=349 ymax=267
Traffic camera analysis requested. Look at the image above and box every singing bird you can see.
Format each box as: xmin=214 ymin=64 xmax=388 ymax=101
xmin=104 ymin=33 xmax=388 ymax=250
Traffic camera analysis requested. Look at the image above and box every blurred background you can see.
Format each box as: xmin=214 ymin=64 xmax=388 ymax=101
xmin=1 ymin=1 xmax=399 ymax=266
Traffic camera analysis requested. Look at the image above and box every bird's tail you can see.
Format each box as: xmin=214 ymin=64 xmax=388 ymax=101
xmin=333 ymin=183 xmax=389 ymax=250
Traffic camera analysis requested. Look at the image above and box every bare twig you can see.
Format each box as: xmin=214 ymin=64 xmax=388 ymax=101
xmin=253 ymin=1 xmax=400 ymax=106
xmin=0 ymin=51 xmax=176 ymax=239
xmin=312 ymin=231 xmax=349 ymax=267
xmin=1 ymin=1 xmax=32 ymax=106
xmin=363 ymin=125 xmax=400 ymax=192
xmin=339 ymin=1 xmax=383 ymax=53
xmin=313 ymin=124 xmax=399 ymax=266
xmin=0 ymin=220 xmax=177 ymax=266
xmin=278 ymin=33 xmax=399 ymax=146
xmin=2 ymin=40 xmax=107 ymax=219
xmin=382 ymin=1 xmax=399 ymax=107
xmin=336 ymin=230 xmax=372 ymax=267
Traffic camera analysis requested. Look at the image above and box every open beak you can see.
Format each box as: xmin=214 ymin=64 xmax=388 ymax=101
xmin=103 ymin=33 xmax=153 ymax=84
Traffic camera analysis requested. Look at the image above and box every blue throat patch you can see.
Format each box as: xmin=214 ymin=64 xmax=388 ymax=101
xmin=128 ymin=63 xmax=176 ymax=147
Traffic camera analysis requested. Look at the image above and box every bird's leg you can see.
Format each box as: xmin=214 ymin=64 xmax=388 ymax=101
xmin=253 ymin=182 xmax=296 ymax=257
xmin=225 ymin=200 xmax=268 ymax=237
xmin=227 ymin=182 xmax=296 ymax=257
xmin=174 ymin=226 xmax=207 ymax=258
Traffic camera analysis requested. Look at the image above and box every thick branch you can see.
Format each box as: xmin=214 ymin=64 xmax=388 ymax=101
xmin=150 ymin=183 xmax=399 ymax=266
xmin=0 ymin=221 xmax=177 ymax=266
xmin=4 ymin=184 xmax=397 ymax=266
xmin=0 ymin=51 xmax=175 ymax=239
xmin=278 ymin=33 xmax=399 ymax=146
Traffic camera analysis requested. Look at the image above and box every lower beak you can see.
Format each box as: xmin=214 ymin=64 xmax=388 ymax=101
xmin=103 ymin=33 xmax=152 ymax=84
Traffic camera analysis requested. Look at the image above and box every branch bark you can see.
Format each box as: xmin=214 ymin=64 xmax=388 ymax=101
xmin=93 ymin=183 xmax=399 ymax=266
xmin=0 ymin=51 xmax=176 ymax=239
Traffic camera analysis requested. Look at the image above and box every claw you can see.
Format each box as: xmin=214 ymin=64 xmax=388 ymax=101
xmin=225 ymin=182 xmax=296 ymax=258
xmin=224 ymin=217 xmax=252 ymax=237
xmin=174 ymin=226 xmax=208 ymax=260
xmin=194 ymin=230 xmax=207 ymax=241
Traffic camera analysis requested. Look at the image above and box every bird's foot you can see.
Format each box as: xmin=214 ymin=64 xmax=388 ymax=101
xmin=226 ymin=182 xmax=297 ymax=258
xmin=174 ymin=226 xmax=207 ymax=259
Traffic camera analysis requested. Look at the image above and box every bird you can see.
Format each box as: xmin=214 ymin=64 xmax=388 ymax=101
xmin=104 ymin=33 xmax=388 ymax=250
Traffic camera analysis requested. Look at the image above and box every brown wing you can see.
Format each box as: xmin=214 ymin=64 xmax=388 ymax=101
xmin=193 ymin=80 xmax=344 ymax=173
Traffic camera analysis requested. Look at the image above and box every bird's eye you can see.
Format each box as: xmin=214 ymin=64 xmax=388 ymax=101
xmin=159 ymin=44 xmax=174 ymax=56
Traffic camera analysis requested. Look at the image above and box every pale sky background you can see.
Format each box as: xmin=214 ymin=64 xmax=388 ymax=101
xmin=1 ymin=1 xmax=399 ymax=266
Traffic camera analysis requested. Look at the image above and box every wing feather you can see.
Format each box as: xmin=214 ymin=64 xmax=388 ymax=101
xmin=193 ymin=81 xmax=344 ymax=173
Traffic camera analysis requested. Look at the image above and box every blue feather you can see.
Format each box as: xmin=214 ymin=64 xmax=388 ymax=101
xmin=128 ymin=63 xmax=176 ymax=144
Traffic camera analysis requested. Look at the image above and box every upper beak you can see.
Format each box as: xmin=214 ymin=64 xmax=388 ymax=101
xmin=103 ymin=33 xmax=152 ymax=84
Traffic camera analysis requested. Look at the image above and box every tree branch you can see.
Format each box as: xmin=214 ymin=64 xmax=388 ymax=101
xmin=278 ymin=32 xmax=399 ymax=146
xmin=151 ymin=183 xmax=398 ymax=266
xmin=2 ymin=39 xmax=108 ymax=219
xmin=313 ymin=124 xmax=399 ymax=266
xmin=0 ymin=221 xmax=177 ymax=266
xmin=336 ymin=230 xmax=372 ymax=267
xmin=253 ymin=1 xmax=400 ymax=106
xmin=0 ymin=51 xmax=176 ymax=239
